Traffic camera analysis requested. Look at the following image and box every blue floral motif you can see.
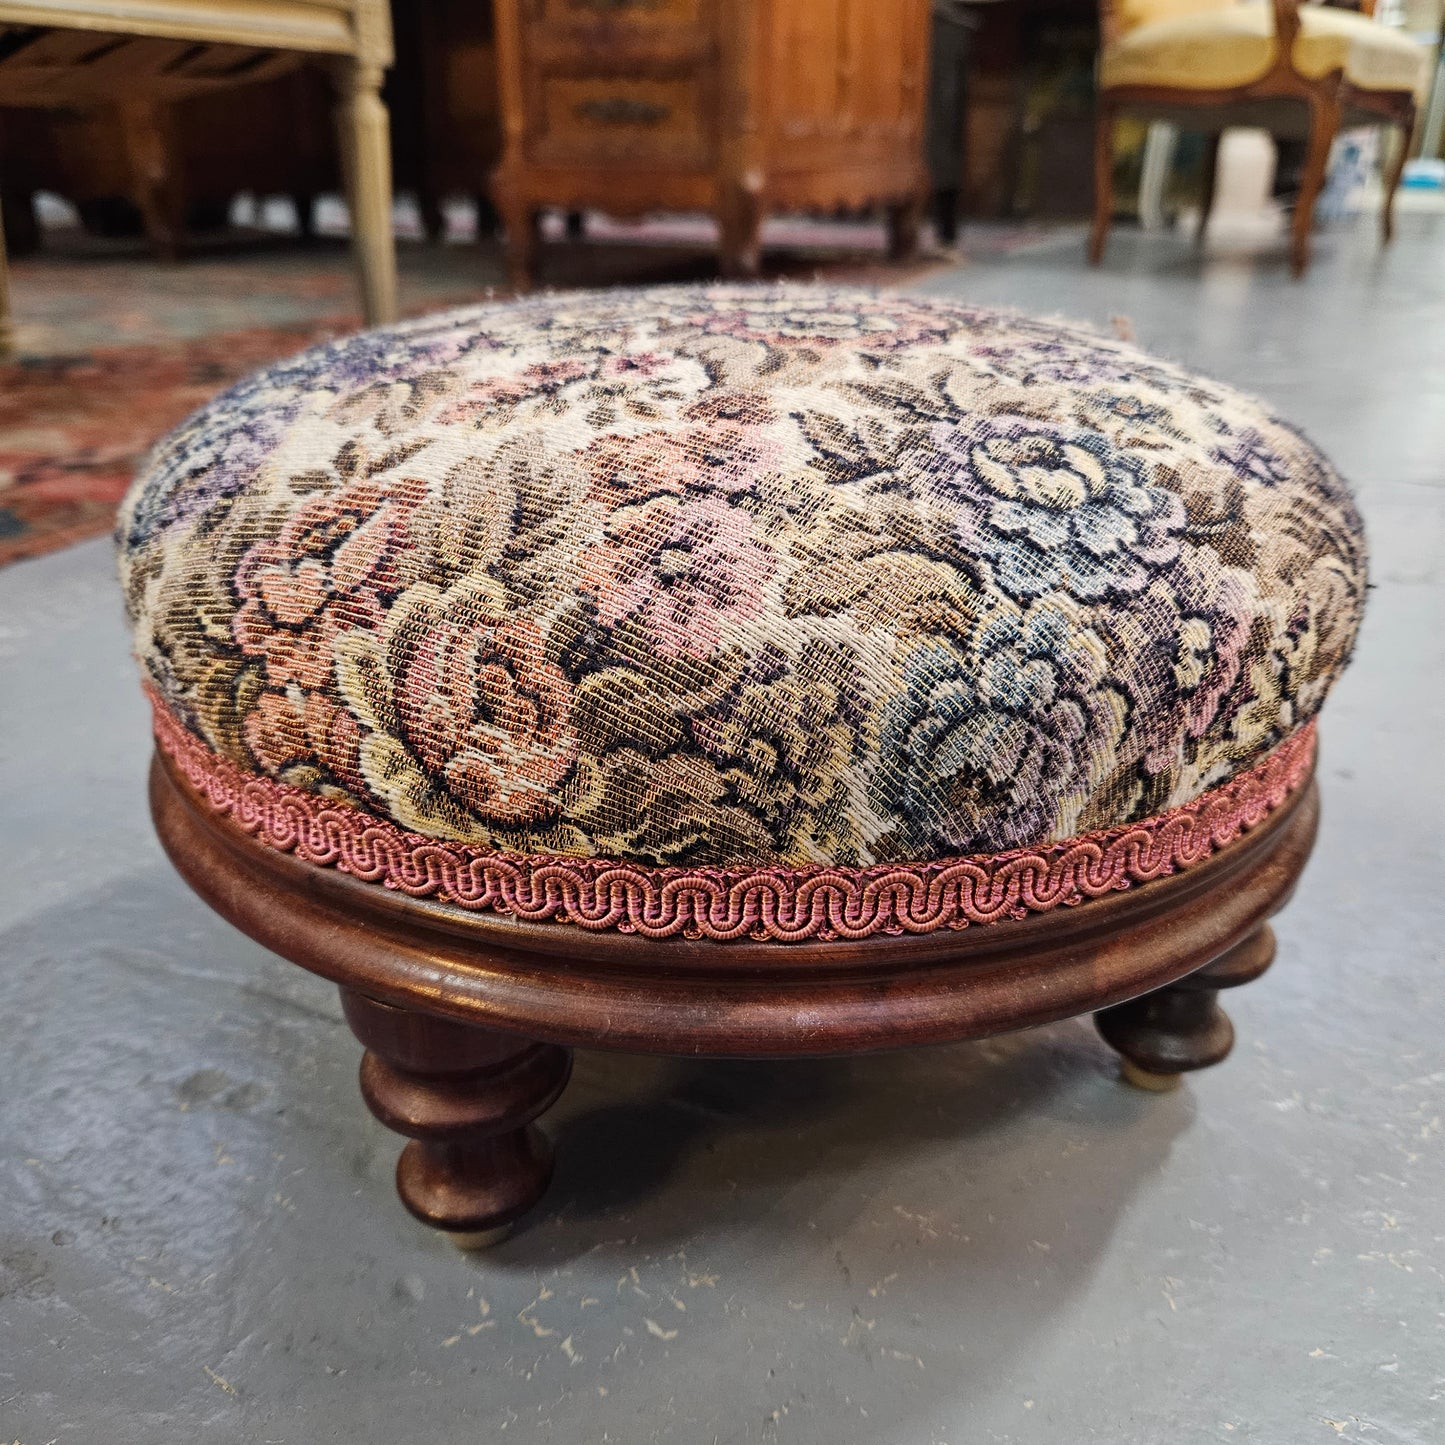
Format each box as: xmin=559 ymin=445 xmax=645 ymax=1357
xmin=1212 ymin=428 xmax=1290 ymax=488
xmin=926 ymin=417 xmax=1186 ymax=602
xmin=120 ymin=321 xmax=480 ymax=547
xmin=873 ymin=600 xmax=1126 ymax=855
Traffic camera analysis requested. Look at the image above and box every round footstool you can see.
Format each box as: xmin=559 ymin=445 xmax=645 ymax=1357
xmin=119 ymin=284 xmax=1365 ymax=1242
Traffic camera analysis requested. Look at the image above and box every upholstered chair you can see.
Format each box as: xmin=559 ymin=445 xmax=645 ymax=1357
xmin=1090 ymin=0 xmax=1429 ymax=274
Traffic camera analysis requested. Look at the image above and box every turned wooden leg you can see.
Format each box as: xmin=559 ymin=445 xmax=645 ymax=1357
xmin=475 ymin=189 xmax=502 ymax=241
xmin=718 ymin=182 xmax=763 ymax=279
xmin=118 ymin=97 xmax=184 ymax=262
xmin=933 ymin=186 xmax=961 ymax=248
xmin=292 ymin=190 xmax=319 ymax=242
xmin=1380 ymin=118 xmax=1411 ymax=245
xmin=333 ymin=59 xmax=399 ymax=326
xmin=495 ymin=184 xmax=540 ymax=291
xmin=417 ymin=188 xmax=447 ymax=245
xmin=341 ymin=989 xmax=572 ymax=1243
xmin=1088 ymin=99 xmax=1117 ymax=266
xmin=1095 ymin=924 xmax=1277 ymax=1091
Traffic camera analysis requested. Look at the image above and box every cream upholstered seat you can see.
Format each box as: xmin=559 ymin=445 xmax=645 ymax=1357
xmin=1090 ymin=0 xmax=1428 ymax=276
xmin=1101 ymin=2 xmax=1429 ymax=94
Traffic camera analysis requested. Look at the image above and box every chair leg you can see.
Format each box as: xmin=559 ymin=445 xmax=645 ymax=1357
xmin=1291 ymin=94 xmax=1339 ymax=278
xmin=292 ymin=190 xmax=319 ymax=242
xmin=118 ymin=97 xmax=183 ymax=262
xmin=0 ymin=193 xmax=13 ymax=361
xmin=334 ymin=59 xmax=399 ymax=327
xmin=933 ymin=185 xmax=960 ymax=247
xmin=1197 ymin=131 xmax=1222 ymax=246
xmin=1088 ymin=100 xmax=1116 ymax=265
xmin=492 ymin=172 xmax=539 ymax=291
xmin=417 ymin=188 xmax=447 ymax=244
xmin=1381 ymin=121 xmax=1410 ymax=245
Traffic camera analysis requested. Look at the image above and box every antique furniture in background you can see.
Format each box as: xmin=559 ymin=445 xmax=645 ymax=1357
xmin=120 ymin=284 xmax=1365 ymax=1244
xmin=1090 ymin=0 xmax=1430 ymax=275
xmin=0 ymin=69 xmax=338 ymax=251
xmin=490 ymin=0 xmax=932 ymax=287
xmin=389 ymin=0 xmax=504 ymax=241
xmin=926 ymin=0 xmax=978 ymax=243
xmin=0 ymin=0 xmax=399 ymax=356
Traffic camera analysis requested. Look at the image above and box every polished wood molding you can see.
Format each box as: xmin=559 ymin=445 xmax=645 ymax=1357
xmin=151 ymin=744 xmax=1318 ymax=1231
xmin=151 ymin=745 xmax=1317 ymax=1057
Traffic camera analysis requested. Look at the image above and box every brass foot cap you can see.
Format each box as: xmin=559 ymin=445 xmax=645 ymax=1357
xmin=444 ymin=1223 xmax=514 ymax=1251
xmin=1120 ymin=1059 xmax=1184 ymax=1093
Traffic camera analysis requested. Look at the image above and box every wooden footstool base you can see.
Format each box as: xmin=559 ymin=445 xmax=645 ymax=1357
xmin=151 ymin=747 xmax=1318 ymax=1242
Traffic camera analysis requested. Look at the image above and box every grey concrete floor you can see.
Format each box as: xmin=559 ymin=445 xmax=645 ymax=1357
xmin=2 ymin=217 xmax=1443 ymax=1445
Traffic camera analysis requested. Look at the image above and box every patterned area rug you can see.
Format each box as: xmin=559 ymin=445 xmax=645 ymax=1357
xmin=0 ymin=223 xmax=965 ymax=567
xmin=1 ymin=326 xmax=343 ymax=566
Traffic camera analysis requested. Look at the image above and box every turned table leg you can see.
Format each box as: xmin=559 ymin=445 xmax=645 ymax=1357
xmin=340 ymin=989 xmax=572 ymax=1244
xmin=1095 ymin=924 xmax=1277 ymax=1091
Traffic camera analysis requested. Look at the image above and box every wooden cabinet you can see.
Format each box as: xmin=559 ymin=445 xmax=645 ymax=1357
xmin=491 ymin=0 xmax=931 ymax=286
xmin=389 ymin=0 xmax=503 ymax=239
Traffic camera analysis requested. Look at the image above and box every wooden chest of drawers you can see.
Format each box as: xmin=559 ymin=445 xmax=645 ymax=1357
xmin=492 ymin=0 xmax=931 ymax=286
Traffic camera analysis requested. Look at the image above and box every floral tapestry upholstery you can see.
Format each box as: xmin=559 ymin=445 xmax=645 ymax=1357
xmin=118 ymin=284 xmax=1364 ymax=936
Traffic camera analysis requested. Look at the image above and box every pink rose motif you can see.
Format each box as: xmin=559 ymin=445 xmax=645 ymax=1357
xmin=580 ymin=493 xmax=774 ymax=658
xmin=679 ymin=421 xmax=783 ymax=496
xmin=581 ymin=408 xmax=782 ymax=504
xmin=435 ymin=359 xmax=593 ymax=426
xmin=234 ymin=476 xmax=422 ymax=783
xmin=603 ymin=351 xmax=678 ymax=380
xmin=392 ymin=589 xmax=578 ymax=827
xmin=582 ymin=431 xmax=691 ymax=504
xmin=246 ymin=687 xmax=366 ymax=795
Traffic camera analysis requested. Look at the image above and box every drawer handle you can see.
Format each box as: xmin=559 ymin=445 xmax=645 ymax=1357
xmin=575 ymin=97 xmax=671 ymax=126
xmin=568 ymin=0 xmax=661 ymax=12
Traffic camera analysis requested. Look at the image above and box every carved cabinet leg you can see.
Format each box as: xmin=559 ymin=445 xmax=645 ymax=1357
xmin=118 ymin=97 xmax=184 ymax=262
xmin=718 ymin=182 xmax=763 ymax=279
xmin=886 ymin=196 xmax=925 ymax=262
xmin=341 ymin=989 xmax=572 ymax=1243
xmin=1095 ymin=924 xmax=1277 ymax=1091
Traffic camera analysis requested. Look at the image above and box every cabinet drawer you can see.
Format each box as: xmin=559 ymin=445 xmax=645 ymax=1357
xmin=533 ymin=0 xmax=703 ymax=32
xmin=532 ymin=75 xmax=711 ymax=167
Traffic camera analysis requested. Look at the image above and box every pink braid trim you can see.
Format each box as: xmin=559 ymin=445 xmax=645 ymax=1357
xmin=152 ymin=695 xmax=1315 ymax=945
